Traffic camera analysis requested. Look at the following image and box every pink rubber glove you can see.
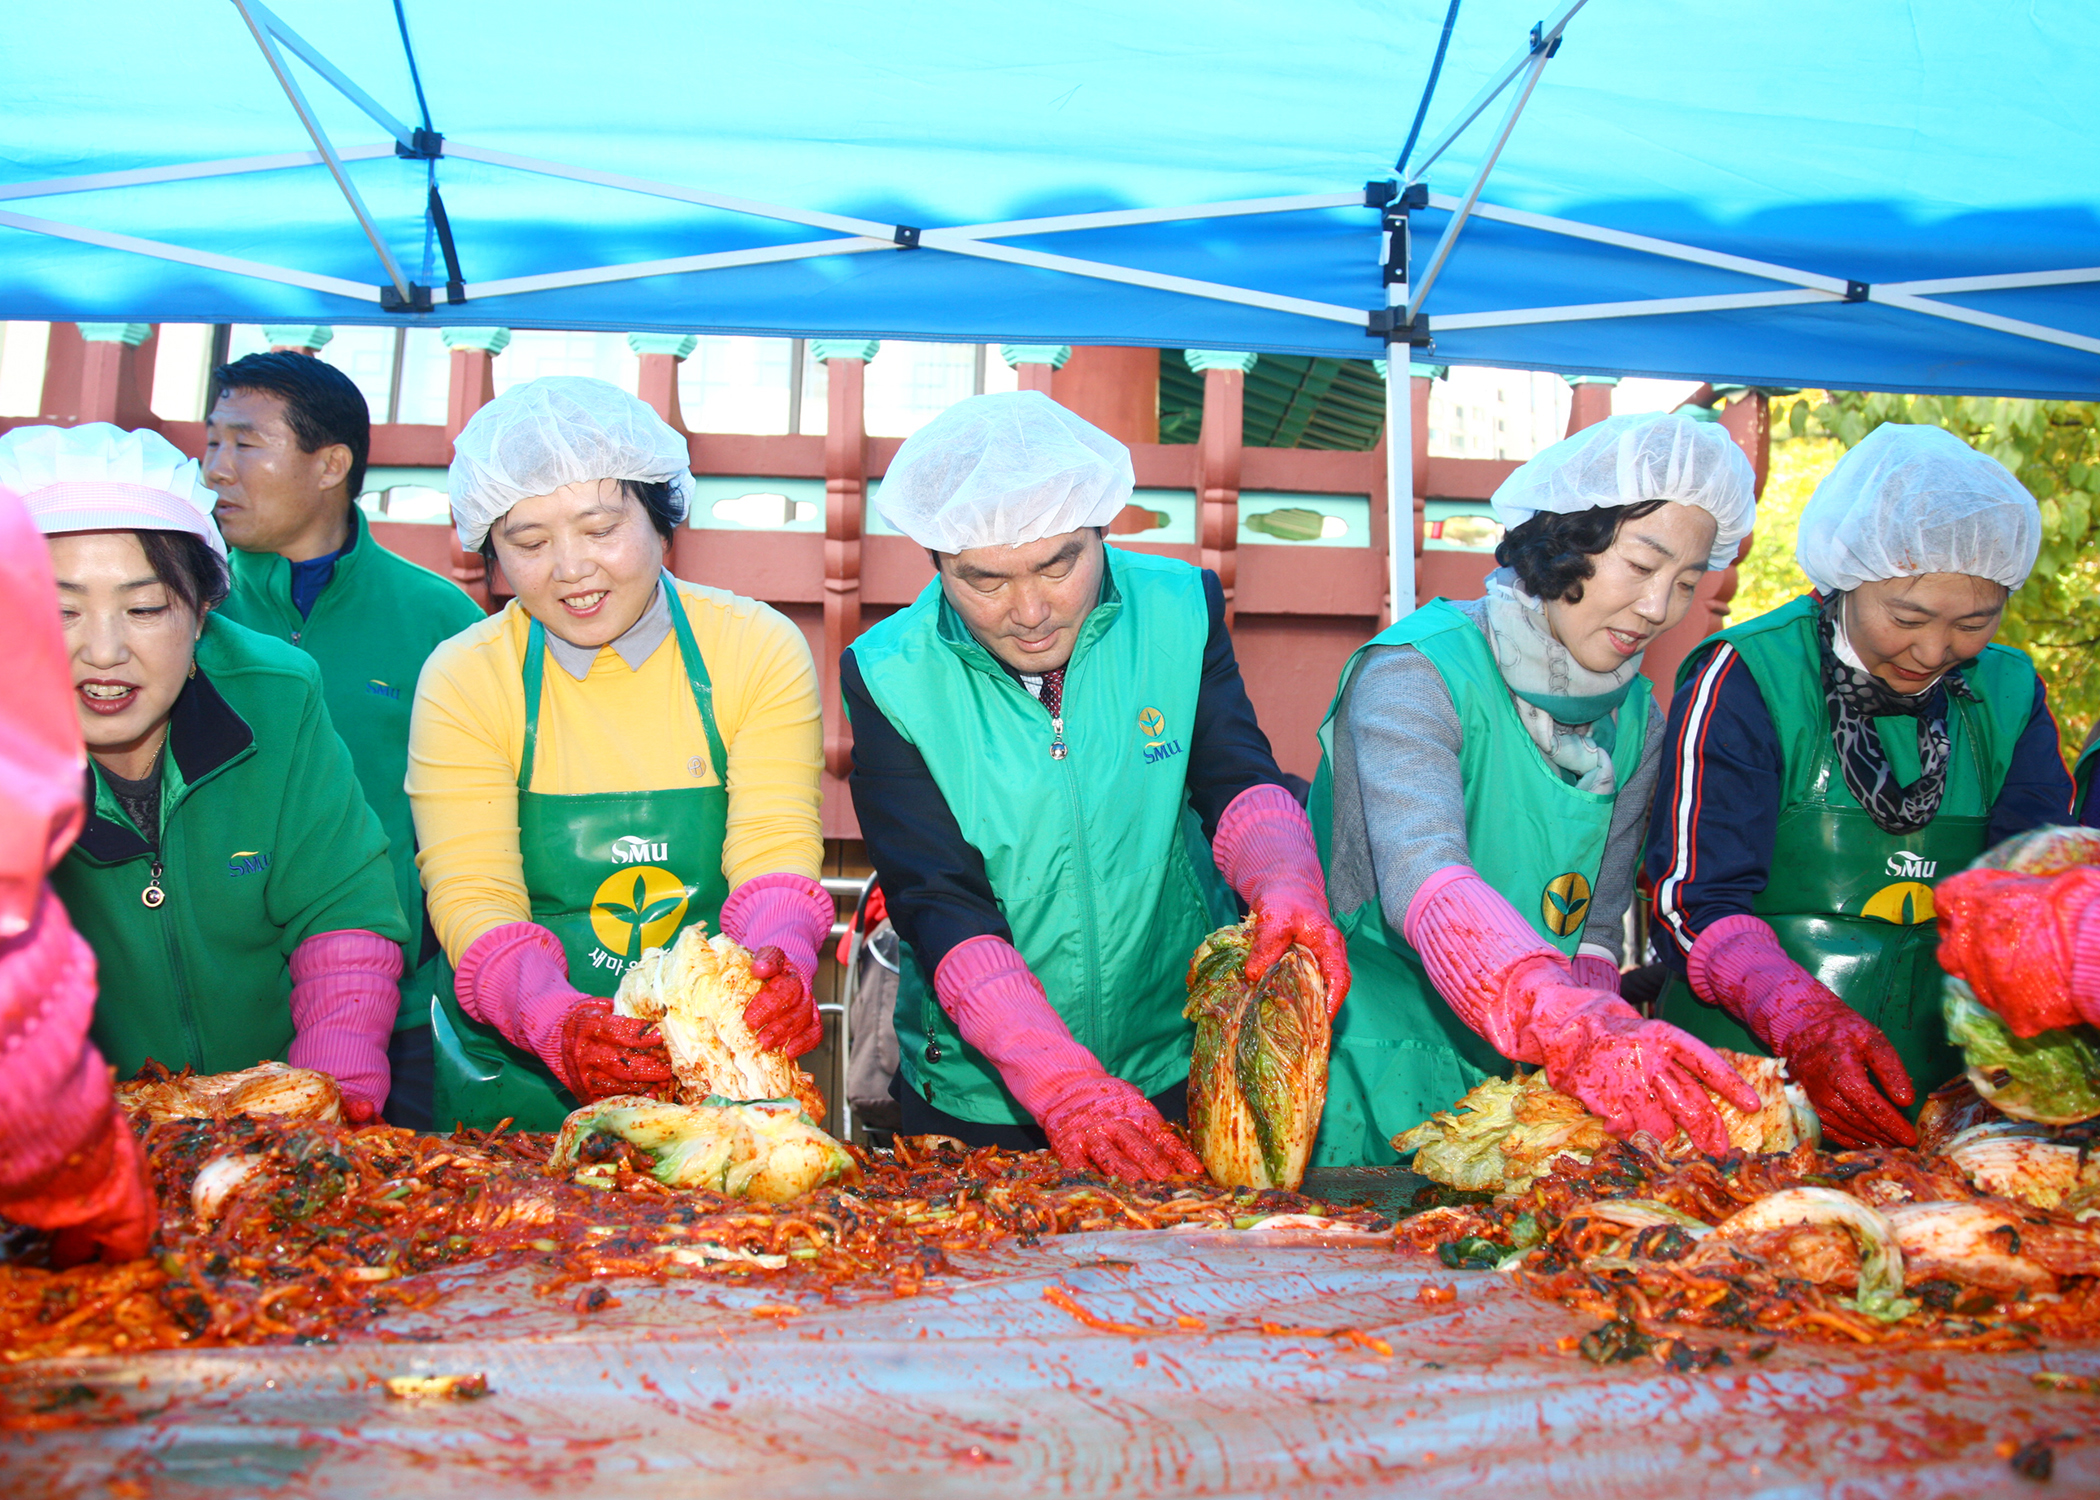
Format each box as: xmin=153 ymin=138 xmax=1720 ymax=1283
xmin=1936 ymin=866 xmax=2100 ymax=1036
xmin=0 ymin=491 xmax=86 ymax=937
xmin=287 ymin=929 xmax=403 ymax=1122
xmin=1212 ymin=784 xmax=1350 ymax=1017
xmin=1568 ymin=953 xmax=1624 ymax=994
xmin=1689 ymin=913 xmax=1916 ymax=1149
xmin=934 ymin=935 xmax=1200 ymax=1181
xmin=454 ymin=921 xmax=672 ymax=1102
xmin=0 ymin=888 xmax=153 ymax=1263
xmin=720 ymin=872 xmax=833 ymax=1057
xmin=1406 ymin=867 xmax=1758 ymax=1153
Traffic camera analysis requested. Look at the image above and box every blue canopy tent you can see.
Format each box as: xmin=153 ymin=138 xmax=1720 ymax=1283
xmin=6 ymin=0 xmax=2098 ymax=611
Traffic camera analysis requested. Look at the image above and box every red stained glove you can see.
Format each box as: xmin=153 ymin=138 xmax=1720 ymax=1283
xmin=1406 ymin=867 xmax=1758 ymax=1153
xmin=933 ymin=935 xmax=1199 ymax=1181
xmin=1211 ymin=785 xmax=1351 ymax=1017
xmin=555 ymin=998 xmax=676 ymax=1104
xmin=1937 ymin=866 xmax=2100 ymax=1037
xmin=719 ymin=873 xmax=833 ymax=1060
xmin=743 ymin=946 xmax=821 ymax=1057
xmin=1689 ymin=914 xmax=1916 ymax=1149
xmin=32 ymin=1109 xmax=156 ymax=1269
xmin=1516 ymin=961 xmax=1762 ymax=1155
xmin=1037 ymin=1073 xmax=1202 ymax=1182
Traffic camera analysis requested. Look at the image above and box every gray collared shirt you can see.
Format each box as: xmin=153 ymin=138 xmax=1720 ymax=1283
xmin=543 ymin=580 xmax=673 ymax=680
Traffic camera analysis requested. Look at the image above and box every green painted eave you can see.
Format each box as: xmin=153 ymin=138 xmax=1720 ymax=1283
xmin=1158 ymin=352 xmax=1385 ymax=451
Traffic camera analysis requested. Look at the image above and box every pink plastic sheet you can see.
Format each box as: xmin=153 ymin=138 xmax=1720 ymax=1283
xmin=3 ymin=1228 xmax=2095 ymax=1497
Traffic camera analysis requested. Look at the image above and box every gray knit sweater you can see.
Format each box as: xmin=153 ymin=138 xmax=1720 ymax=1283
xmin=1325 ymin=596 xmax=1663 ymax=963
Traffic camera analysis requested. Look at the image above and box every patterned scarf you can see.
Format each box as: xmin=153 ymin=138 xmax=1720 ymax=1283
xmin=1480 ymin=568 xmax=1641 ymax=795
xmin=1816 ymin=591 xmax=1977 ymax=835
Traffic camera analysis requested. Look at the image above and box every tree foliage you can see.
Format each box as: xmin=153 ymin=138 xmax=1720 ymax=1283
xmin=1760 ymin=392 xmax=2100 ymax=761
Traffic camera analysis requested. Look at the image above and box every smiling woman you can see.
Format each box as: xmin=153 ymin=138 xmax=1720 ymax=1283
xmin=1312 ymin=413 xmax=1763 ymax=1169
xmin=0 ymin=423 xmax=412 ymax=1127
xmin=406 ymin=377 xmax=829 ymax=1132
xmin=1647 ymin=423 xmax=2076 ymax=1151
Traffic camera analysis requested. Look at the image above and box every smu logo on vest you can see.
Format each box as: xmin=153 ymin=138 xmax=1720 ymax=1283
xmin=226 ymin=849 xmax=271 ymax=877
xmin=610 ymin=834 xmax=670 ymax=865
xmin=1863 ymin=881 xmax=1936 ymax=925
xmin=1137 ymin=706 xmax=1183 ymax=765
xmin=1885 ymin=850 xmax=1938 ymax=880
xmin=1541 ymin=871 xmax=1591 ymax=937
xmin=589 ymin=866 xmax=691 ymax=968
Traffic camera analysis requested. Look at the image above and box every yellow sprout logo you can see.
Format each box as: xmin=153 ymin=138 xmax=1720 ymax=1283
xmin=590 ymin=865 xmax=691 ymax=960
xmin=1541 ymin=871 xmax=1592 ymax=937
xmin=1862 ymin=880 xmax=1936 ymax=925
xmin=1138 ymin=707 xmax=1167 ymax=739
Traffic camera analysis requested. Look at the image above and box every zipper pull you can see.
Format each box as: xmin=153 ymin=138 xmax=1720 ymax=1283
xmin=1049 ymin=711 xmax=1067 ymax=760
xmin=142 ymin=859 xmax=166 ymax=909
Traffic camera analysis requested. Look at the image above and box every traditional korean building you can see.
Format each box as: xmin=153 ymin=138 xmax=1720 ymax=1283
xmin=0 ymin=321 xmax=1767 ymax=840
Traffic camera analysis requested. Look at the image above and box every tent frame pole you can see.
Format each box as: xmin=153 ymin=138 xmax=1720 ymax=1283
xmin=0 ymin=206 xmax=379 ymax=300
xmin=1385 ymin=358 xmax=1414 ymax=627
xmin=1407 ymin=47 xmax=1553 ymax=324
xmin=230 ymin=0 xmax=413 ymax=303
xmin=232 ymin=0 xmax=415 ymax=147
xmin=1402 ymin=0 xmax=1588 ymax=187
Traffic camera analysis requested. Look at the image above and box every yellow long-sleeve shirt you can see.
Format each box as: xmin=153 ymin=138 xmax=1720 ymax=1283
xmin=407 ymin=581 xmax=823 ymax=964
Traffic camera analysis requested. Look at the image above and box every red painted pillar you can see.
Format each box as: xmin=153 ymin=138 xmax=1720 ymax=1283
xmin=629 ymin=333 xmax=697 ymax=435
xmin=1565 ymin=374 xmax=1617 ymax=436
xmin=1000 ymin=344 xmax=1069 ymax=400
xmin=43 ymin=324 xmax=160 ymax=428
xmin=1186 ymin=351 xmax=1254 ymax=626
xmin=1051 ymin=346 xmax=1159 ymax=443
xmin=812 ymin=340 xmax=878 ymax=781
xmin=441 ymin=328 xmax=512 ymax=605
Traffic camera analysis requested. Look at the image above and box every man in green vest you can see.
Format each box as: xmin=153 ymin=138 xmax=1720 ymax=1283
xmin=845 ymin=392 xmax=1350 ymax=1180
xmin=206 ymin=352 xmax=486 ymax=1127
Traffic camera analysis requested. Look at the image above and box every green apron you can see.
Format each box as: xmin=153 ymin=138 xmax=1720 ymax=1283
xmin=429 ymin=576 xmax=731 ymax=1132
xmin=1658 ymin=598 xmax=2030 ymax=1109
xmin=1307 ymin=601 xmax=1651 ymax=1167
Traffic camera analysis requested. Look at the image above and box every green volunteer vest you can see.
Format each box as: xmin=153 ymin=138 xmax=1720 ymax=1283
xmin=850 ymin=548 xmax=1237 ymax=1126
xmin=1307 ymin=600 xmax=1651 ymax=1168
xmin=221 ymin=506 xmax=486 ymax=1033
xmin=1658 ymin=596 xmax=2033 ymax=1105
xmin=429 ymin=578 xmax=731 ymax=1132
xmin=53 ymin=617 xmax=408 ymax=1078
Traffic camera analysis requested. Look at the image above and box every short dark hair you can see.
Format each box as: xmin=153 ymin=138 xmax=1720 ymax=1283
xmin=1494 ymin=499 xmax=1670 ymax=604
xmin=135 ymin=530 xmax=231 ymax=616
xmin=477 ymin=478 xmax=683 ymax=564
xmin=211 ymin=351 xmax=371 ymax=500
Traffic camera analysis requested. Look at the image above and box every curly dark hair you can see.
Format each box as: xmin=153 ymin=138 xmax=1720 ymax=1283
xmin=1494 ymin=498 xmax=1670 ymax=603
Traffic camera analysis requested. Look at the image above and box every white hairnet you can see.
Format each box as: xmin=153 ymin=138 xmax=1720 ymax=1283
xmin=875 ymin=391 xmax=1132 ymax=553
xmin=1491 ymin=411 xmax=1757 ymax=570
xmin=0 ymin=422 xmax=225 ymax=557
xmin=449 ymin=376 xmax=692 ymax=551
xmin=1796 ymin=423 xmax=2041 ymax=593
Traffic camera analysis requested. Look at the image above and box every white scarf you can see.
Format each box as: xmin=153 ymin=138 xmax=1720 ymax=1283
xmin=1479 ymin=567 xmax=1643 ymax=795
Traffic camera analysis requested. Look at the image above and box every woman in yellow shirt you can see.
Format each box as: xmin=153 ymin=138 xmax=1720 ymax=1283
xmin=408 ymin=378 xmax=827 ymax=1129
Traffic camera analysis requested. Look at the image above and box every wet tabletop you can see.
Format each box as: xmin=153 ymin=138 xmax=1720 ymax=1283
xmin=4 ymin=1219 xmax=2097 ymax=1499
